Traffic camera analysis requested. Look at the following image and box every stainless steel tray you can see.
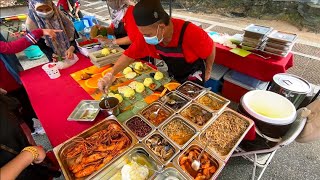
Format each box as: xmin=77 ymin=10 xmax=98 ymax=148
xmin=176 ymin=81 xmax=206 ymax=100
xmin=197 ymin=108 xmax=254 ymax=162
xmin=92 ymin=144 xmax=163 ymax=180
xmin=67 ymin=100 xmax=100 ymax=121
xmin=143 ymin=131 xmax=180 ymax=166
xmin=268 ymin=30 xmax=297 ymax=43
xmin=153 ymin=163 xmax=187 ymax=180
xmin=159 ymin=115 xmax=198 ymax=150
xmin=124 ymin=115 xmax=156 ymax=142
xmin=53 ymin=116 xmax=138 ymax=180
xmin=244 ymin=24 xmax=273 ymax=36
xmin=195 ymin=91 xmax=230 ymax=115
xmin=173 ymin=140 xmax=225 ymax=180
xmin=140 ymin=102 xmax=175 ymax=128
xmin=179 ymin=102 xmax=216 ymax=132
xmin=159 ymin=91 xmax=191 ymax=113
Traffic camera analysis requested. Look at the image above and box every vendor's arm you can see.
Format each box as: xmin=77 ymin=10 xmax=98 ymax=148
xmin=114 ymin=36 xmax=132 ymax=46
xmin=0 ymin=29 xmax=62 ymax=54
xmin=184 ymin=23 xmax=215 ymax=81
xmin=204 ymin=43 xmax=216 ymax=81
xmin=0 ymin=146 xmax=46 ymax=180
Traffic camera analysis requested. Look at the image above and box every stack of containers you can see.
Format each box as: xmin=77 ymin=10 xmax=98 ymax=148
xmin=261 ymin=31 xmax=297 ymax=57
xmin=204 ymin=64 xmax=229 ymax=93
xmin=222 ymin=70 xmax=269 ymax=103
xmin=241 ymin=24 xmax=273 ymax=50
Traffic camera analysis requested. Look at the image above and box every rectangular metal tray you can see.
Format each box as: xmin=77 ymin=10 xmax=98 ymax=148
xmin=196 ymin=91 xmax=230 ymax=115
xmin=176 ymin=81 xmax=206 ymax=100
xmin=91 ymin=144 xmax=162 ymax=180
xmin=53 ymin=116 xmax=138 ymax=180
xmin=143 ymin=131 xmax=180 ymax=166
xmin=159 ymin=115 xmax=198 ymax=150
xmin=179 ymin=102 xmax=216 ymax=132
xmin=159 ymin=91 xmax=192 ymax=113
xmin=139 ymin=102 xmax=175 ymax=128
xmin=153 ymin=163 xmax=188 ymax=180
xmin=67 ymin=100 xmax=100 ymax=122
xmin=244 ymin=24 xmax=273 ymax=36
xmin=124 ymin=115 xmax=156 ymax=142
xmin=268 ymin=30 xmax=297 ymax=43
xmin=197 ymin=108 xmax=254 ymax=162
xmin=173 ymin=140 xmax=225 ymax=180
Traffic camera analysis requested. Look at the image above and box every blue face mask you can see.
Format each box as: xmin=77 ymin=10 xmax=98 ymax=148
xmin=144 ymin=25 xmax=164 ymax=45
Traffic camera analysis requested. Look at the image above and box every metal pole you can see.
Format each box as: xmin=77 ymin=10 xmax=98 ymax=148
xmin=169 ymin=0 xmax=172 ymax=17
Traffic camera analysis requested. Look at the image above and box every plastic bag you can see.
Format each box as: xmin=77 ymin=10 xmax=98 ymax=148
xmin=56 ymin=54 xmax=79 ymax=69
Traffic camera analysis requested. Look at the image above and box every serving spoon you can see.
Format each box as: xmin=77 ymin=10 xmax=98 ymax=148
xmin=187 ymin=87 xmax=211 ymax=94
xmin=191 ymin=134 xmax=210 ymax=171
xmin=150 ymin=98 xmax=168 ymax=119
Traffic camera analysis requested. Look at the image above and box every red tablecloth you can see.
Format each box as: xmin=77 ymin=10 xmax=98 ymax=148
xmin=215 ymin=44 xmax=294 ymax=81
xmin=20 ymin=54 xmax=103 ymax=147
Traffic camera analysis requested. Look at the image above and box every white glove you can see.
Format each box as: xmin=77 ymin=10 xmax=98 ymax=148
xmin=98 ymin=73 xmax=115 ymax=94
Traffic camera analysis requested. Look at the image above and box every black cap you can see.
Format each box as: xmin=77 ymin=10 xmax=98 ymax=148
xmin=133 ymin=0 xmax=167 ymax=26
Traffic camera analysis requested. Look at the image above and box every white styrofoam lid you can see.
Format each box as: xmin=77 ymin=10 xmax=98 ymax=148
xmin=273 ymin=74 xmax=311 ymax=93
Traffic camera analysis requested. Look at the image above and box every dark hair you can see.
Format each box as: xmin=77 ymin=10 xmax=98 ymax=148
xmin=159 ymin=11 xmax=170 ymax=26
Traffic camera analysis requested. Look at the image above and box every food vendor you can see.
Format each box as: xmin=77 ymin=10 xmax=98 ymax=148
xmin=90 ymin=0 xmax=137 ymax=50
xmin=98 ymin=0 xmax=215 ymax=93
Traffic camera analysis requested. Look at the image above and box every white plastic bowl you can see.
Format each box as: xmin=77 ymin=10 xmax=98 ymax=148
xmin=241 ymin=90 xmax=296 ymax=125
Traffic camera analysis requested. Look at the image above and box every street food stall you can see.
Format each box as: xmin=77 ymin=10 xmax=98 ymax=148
xmin=19 ymin=22 xmax=301 ymax=179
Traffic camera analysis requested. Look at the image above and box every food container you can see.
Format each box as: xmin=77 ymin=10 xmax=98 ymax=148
xmin=173 ymin=140 xmax=225 ymax=180
xmin=91 ymin=144 xmax=162 ymax=180
xmin=177 ymin=81 xmax=205 ymax=100
xmin=267 ymin=31 xmax=297 ymax=44
xmin=99 ymin=97 xmax=120 ymax=116
xmin=76 ymin=38 xmax=101 ymax=57
xmin=196 ymin=91 xmax=230 ymax=115
xmin=159 ymin=91 xmax=191 ymax=112
xmin=143 ymin=131 xmax=180 ymax=166
xmin=124 ymin=115 xmax=156 ymax=142
xmin=241 ymin=90 xmax=297 ymax=139
xmin=262 ymin=46 xmax=289 ymax=57
xmin=179 ymin=103 xmax=215 ymax=131
xmin=154 ymin=164 xmax=187 ymax=180
xmin=88 ymin=47 xmax=124 ymax=64
xmin=197 ymin=108 xmax=254 ymax=162
xmin=159 ymin=115 xmax=198 ymax=150
xmin=244 ymin=24 xmax=273 ymax=39
xmin=53 ymin=116 xmax=137 ymax=180
xmin=140 ymin=102 xmax=174 ymax=128
xmin=67 ymin=100 xmax=100 ymax=121
xmin=269 ymin=73 xmax=311 ymax=108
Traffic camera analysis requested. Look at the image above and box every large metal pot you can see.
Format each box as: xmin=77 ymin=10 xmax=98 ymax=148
xmin=268 ymin=73 xmax=311 ymax=108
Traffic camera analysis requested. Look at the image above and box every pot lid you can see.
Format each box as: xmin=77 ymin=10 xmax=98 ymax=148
xmin=273 ymin=73 xmax=311 ymax=93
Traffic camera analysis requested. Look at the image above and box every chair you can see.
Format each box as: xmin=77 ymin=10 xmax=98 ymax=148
xmin=231 ymin=108 xmax=308 ymax=180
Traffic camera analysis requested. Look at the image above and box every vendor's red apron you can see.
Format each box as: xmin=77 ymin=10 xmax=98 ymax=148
xmin=155 ymin=22 xmax=205 ymax=85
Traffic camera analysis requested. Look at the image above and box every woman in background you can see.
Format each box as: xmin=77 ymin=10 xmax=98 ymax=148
xmin=26 ymin=0 xmax=77 ymax=61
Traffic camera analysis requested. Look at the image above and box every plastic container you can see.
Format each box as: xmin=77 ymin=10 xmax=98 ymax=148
xmin=205 ymin=64 xmax=229 ymax=93
xmin=240 ymin=90 xmax=296 ymax=139
xmin=42 ymin=63 xmax=60 ymax=79
xmin=73 ymin=19 xmax=88 ymax=32
xmin=222 ymin=70 xmax=269 ymax=103
xmin=76 ymin=38 xmax=101 ymax=57
xmin=24 ymin=45 xmax=44 ymax=60
xmin=231 ymin=70 xmax=261 ymax=88
xmin=83 ymin=15 xmax=99 ymax=26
